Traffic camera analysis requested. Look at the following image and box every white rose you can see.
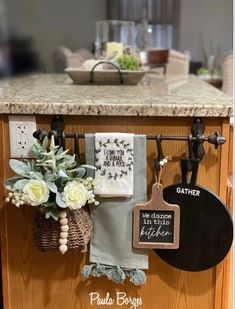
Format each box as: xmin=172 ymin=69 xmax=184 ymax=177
xmin=23 ymin=179 xmax=49 ymax=206
xmin=62 ymin=181 xmax=88 ymax=210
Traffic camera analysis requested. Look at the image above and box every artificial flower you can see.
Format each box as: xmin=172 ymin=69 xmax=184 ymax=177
xmin=62 ymin=181 xmax=88 ymax=210
xmin=4 ymin=136 xmax=98 ymax=220
xmin=23 ymin=179 xmax=49 ymax=206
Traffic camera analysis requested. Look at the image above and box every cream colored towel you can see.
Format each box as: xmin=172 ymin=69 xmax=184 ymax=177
xmin=94 ymin=133 xmax=134 ymax=197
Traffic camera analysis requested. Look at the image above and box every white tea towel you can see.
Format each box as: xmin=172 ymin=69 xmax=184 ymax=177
xmin=94 ymin=133 xmax=134 ymax=197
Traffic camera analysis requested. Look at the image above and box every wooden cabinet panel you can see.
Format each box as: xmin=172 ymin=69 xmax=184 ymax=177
xmin=0 ymin=115 xmax=231 ymax=309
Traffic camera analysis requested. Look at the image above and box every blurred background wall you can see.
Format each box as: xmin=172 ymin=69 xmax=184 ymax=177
xmin=1 ymin=0 xmax=233 ymax=73
xmin=4 ymin=0 xmax=106 ymax=72
xmin=179 ymin=0 xmax=233 ymax=63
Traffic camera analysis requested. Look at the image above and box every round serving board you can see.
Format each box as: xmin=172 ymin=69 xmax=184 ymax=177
xmin=155 ymin=183 xmax=233 ymax=271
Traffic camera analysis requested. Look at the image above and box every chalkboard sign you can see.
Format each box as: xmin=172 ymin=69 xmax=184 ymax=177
xmin=139 ymin=210 xmax=174 ymax=243
xmin=133 ymin=183 xmax=180 ymax=249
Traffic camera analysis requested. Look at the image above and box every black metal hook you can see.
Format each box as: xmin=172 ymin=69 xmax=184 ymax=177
xmin=181 ymin=135 xmax=200 ymax=185
xmin=188 ymin=135 xmax=199 ymax=185
xmin=188 ymin=135 xmax=195 ymax=161
xmin=191 ymin=118 xmax=205 ymax=160
xmin=51 ymin=115 xmax=65 ymax=147
xmin=154 ymin=134 xmax=165 ymax=172
xmin=74 ymin=132 xmax=80 ymax=165
xmin=33 ymin=128 xmax=48 ymax=143
xmin=33 ymin=116 xmax=227 ymax=168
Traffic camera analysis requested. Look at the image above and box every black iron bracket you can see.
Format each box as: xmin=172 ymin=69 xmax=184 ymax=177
xmin=191 ymin=118 xmax=205 ymax=160
xmin=33 ymin=116 xmax=226 ymax=162
xmin=50 ymin=115 xmax=65 ymax=147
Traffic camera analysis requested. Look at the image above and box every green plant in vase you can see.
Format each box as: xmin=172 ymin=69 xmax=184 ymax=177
xmin=117 ymin=54 xmax=140 ymax=70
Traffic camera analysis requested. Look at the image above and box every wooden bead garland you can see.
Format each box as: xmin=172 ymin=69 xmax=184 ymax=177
xmin=59 ymin=211 xmax=69 ymax=254
xmin=159 ymin=156 xmax=172 ymax=167
xmin=59 ymin=238 xmax=67 ymax=245
xmin=60 ymin=232 xmax=68 ymax=239
xmin=33 ymin=207 xmax=92 ymax=253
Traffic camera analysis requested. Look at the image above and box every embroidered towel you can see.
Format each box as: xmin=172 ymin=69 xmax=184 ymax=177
xmin=94 ymin=133 xmax=134 ymax=197
xmin=84 ymin=134 xmax=148 ymax=283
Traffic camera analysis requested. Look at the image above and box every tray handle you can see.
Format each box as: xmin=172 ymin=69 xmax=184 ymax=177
xmin=90 ymin=61 xmax=124 ymax=84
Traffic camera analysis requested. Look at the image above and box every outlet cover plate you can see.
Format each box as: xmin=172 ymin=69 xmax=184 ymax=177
xmin=9 ymin=115 xmax=37 ymax=158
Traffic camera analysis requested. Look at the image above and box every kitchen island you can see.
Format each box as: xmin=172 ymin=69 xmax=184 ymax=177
xmin=0 ymin=73 xmax=233 ymax=309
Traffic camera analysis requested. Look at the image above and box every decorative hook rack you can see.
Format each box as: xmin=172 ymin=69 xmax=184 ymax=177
xmin=33 ymin=115 xmax=226 ymax=162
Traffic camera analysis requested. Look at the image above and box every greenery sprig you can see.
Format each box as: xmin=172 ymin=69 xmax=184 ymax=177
xmin=4 ymin=136 xmax=98 ymax=220
xmin=117 ymin=55 xmax=140 ymax=70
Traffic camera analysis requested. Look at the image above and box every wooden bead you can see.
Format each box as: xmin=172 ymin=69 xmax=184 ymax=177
xmin=61 ymin=225 xmax=69 ymax=232
xmin=59 ymin=244 xmax=68 ymax=254
xmin=59 ymin=211 xmax=67 ymax=219
xmin=60 ymin=218 xmax=68 ymax=225
xmin=60 ymin=232 xmax=68 ymax=239
xmin=59 ymin=238 xmax=68 ymax=245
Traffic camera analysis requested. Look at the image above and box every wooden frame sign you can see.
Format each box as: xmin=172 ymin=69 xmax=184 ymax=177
xmin=133 ymin=183 xmax=180 ymax=249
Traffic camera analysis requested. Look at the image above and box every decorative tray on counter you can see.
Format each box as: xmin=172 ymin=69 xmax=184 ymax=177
xmin=65 ymin=61 xmax=145 ymax=85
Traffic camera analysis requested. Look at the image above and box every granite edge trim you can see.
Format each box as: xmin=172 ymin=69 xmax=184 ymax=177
xmin=0 ymin=102 xmax=233 ymax=117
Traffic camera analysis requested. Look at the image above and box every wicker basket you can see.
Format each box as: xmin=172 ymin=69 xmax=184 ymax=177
xmin=33 ymin=206 xmax=92 ymax=253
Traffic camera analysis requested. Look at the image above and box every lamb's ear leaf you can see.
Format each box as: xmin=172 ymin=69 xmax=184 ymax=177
xmin=4 ymin=176 xmax=23 ymax=190
xmin=58 ymin=169 xmax=69 ymax=178
xmin=56 ymin=192 xmax=67 ymax=208
xmin=69 ymin=167 xmax=86 ymax=178
xmin=9 ymin=159 xmax=30 ymax=176
xmin=30 ymin=171 xmax=44 ymax=180
xmin=44 ymin=171 xmax=55 ymax=182
xmin=45 ymin=211 xmax=51 ymax=219
xmin=56 ymin=149 xmax=70 ymax=160
xmin=57 ymin=147 xmax=64 ymax=155
xmin=50 ymin=212 xmax=59 ymax=221
xmin=45 ymin=211 xmax=58 ymax=221
xmin=13 ymin=179 xmax=29 ymax=191
xmin=30 ymin=143 xmax=44 ymax=158
xmin=46 ymin=181 xmax=57 ymax=193
xmin=80 ymin=164 xmax=96 ymax=170
xmin=42 ymin=201 xmax=56 ymax=208
xmin=42 ymin=136 xmax=49 ymax=150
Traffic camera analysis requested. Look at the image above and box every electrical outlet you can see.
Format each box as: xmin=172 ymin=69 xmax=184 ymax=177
xmin=9 ymin=115 xmax=37 ymax=158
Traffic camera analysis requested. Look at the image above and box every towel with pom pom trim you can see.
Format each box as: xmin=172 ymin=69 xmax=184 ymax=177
xmin=83 ymin=134 xmax=148 ymax=284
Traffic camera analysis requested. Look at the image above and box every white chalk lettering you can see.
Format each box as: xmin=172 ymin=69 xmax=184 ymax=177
xmin=151 ymin=213 xmax=172 ymax=219
xmin=176 ymin=187 xmax=200 ymax=196
xmin=140 ymin=225 xmax=172 ymax=239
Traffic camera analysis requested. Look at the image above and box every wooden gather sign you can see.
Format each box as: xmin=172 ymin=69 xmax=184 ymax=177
xmin=133 ymin=183 xmax=180 ymax=249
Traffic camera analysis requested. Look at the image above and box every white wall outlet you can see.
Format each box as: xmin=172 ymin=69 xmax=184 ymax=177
xmin=8 ymin=115 xmax=37 ymax=158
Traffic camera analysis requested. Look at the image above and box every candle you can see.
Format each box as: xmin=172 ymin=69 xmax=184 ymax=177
xmin=106 ymin=42 xmax=123 ymax=60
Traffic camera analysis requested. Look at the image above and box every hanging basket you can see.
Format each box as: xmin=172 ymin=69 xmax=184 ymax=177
xmin=33 ymin=206 xmax=92 ymax=253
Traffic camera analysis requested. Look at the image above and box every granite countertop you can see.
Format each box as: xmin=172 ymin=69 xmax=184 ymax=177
xmin=0 ymin=73 xmax=233 ymax=117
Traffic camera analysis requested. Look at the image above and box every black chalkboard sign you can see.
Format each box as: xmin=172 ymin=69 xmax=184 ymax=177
xmin=139 ymin=210 xmax=174 ymax=243
xmin=133 ymin=183 xmax=180 ymax=249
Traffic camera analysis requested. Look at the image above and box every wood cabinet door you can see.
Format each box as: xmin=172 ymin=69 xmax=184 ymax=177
xmin=0 ymin=115 xmax=232 ymax=309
